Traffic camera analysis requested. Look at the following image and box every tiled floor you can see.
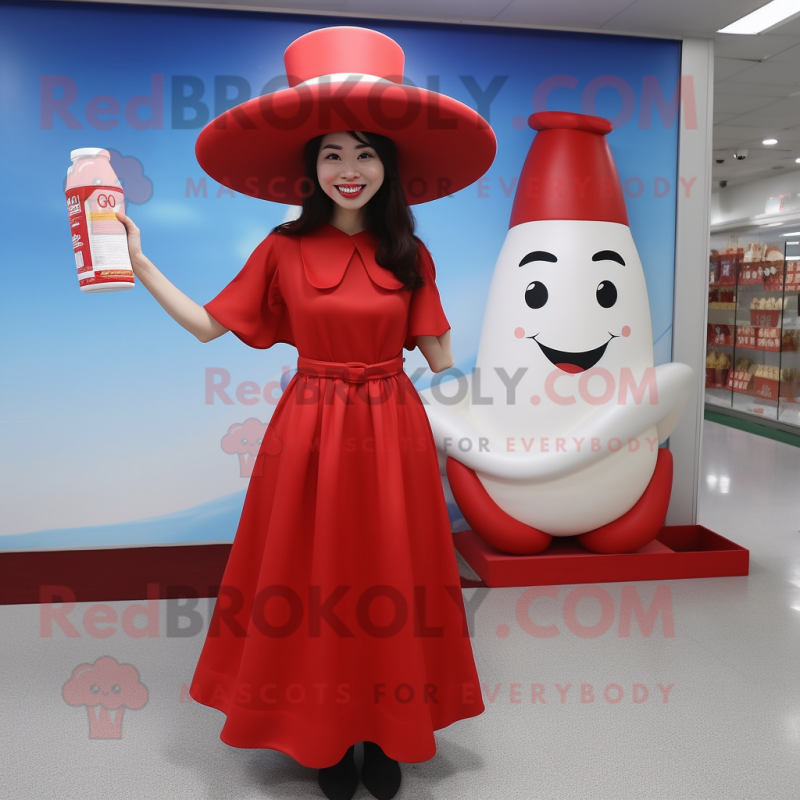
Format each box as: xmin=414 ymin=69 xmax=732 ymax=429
xmin=2 ymin=419 xmax=799 ymax=799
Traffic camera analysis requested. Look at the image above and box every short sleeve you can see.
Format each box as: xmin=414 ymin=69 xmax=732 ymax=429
xmin=204 ymin=234 xmax=294 ymax=350
xmin=404 ymin=242 xmax=451 ymax=352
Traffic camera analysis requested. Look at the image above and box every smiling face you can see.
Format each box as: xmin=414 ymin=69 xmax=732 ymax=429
xmin=471 ymin=218 xmax=654 ymax=437
xmin=521 ymin=245 xmax=628 ymax=373
xmin=500 ymin=219 xmax=654 ymax=375
xmin=316 ymin=131 xmax=385 ymax=213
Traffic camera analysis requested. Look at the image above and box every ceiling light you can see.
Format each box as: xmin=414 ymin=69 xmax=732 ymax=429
xmin=795 ymin=157 xmax=800 ymax=163
xmin=762 ymin=222 xmax=783 ymax=226
xmin=782 ymin=231 xmax=800 ymax=236
xmin=764 ymin=138 xmax=779 ymax=145
xmin=719 ymin=0 xmax=800 ymax=34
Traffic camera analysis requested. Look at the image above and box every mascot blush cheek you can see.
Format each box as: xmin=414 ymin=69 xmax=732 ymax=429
xmin=421 ymin=111 xmax=693 ymax=555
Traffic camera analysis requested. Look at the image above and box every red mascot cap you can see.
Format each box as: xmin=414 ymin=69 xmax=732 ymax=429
xmin=509 ymin=111 xmax=629 ymax=229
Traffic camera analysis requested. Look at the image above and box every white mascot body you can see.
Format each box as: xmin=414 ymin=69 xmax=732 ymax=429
xmin=420 ymin=111 xmax=693 ymax=555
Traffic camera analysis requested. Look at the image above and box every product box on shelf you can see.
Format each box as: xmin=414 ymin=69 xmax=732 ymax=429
xmin=739 ymin=261 xmax=764 ymax=285
xmin=718 ymin=253 xmax=738 ymax=286
xmin=709 ymin=254 xmax=718 ymax=285
xmin=727 ymin=369 xmax=754 ymax=394
xmin=756 ymin=327 xmax=782 ymax=350
xmin=780 ymin=381 xmax=800 ymax=402
xmin=750 ymin=309 xmax=781 ymax=327
xmin=706 ymin=350 xmax=730 ymax=388
xmin=736 ymin=326 xmax=782 ymax=350
xmin=754 ymin=377 xmax=779 ymax=400
xmin=764 ymin=260 xmax=784 ymax=289
xmin=778 ymin=369 xmax=800 ymax=402
xmin=736 ymin=326 xmax=757 ymax=348
xmin=785 ymin=261 xmax=800 ymax=289
xmin=706 ymin=367 xmax=730 ymax=389
xmin=707 ymin=324 xmax=733 ymax=346
xmin=753 ymin=365 xmax=780 ymax=400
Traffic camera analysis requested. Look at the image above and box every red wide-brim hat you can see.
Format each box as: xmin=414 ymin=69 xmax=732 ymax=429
xmin=195 ymin=26 xmax=497 ymax=205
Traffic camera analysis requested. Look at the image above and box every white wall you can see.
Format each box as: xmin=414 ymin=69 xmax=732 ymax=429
xmin=712 ymin=171 xmax=800 ymax=226
xmin=667 ymin=38 xmax=714 ymax=527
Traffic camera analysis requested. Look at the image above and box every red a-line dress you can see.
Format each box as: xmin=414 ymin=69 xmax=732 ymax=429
xmin=189 ymin=222 xmax=485 ymax=769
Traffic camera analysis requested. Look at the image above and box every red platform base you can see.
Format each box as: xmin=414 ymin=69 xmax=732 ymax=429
xmin=454 ymin=525 xmax=749 ymax=587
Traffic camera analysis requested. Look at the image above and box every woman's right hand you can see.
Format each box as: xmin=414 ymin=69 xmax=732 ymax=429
xmin=115 ymin=208 xmax=147 ymax=272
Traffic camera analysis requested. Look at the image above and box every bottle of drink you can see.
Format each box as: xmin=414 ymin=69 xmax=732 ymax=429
xmin=65 ymin=148 xmax=134 ymax=292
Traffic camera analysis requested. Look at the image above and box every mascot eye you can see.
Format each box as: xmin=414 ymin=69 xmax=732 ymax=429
xmin=525 ymin=281 xmax=548 ymax=309
xmin=596 ymin=281 xmax=617 ymax=309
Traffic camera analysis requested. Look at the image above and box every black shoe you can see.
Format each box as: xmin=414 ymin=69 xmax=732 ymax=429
xmin=361 ymin=741 xmax=401 ymax=800
xmin=317 ymin=745 xmax=358 ymax=800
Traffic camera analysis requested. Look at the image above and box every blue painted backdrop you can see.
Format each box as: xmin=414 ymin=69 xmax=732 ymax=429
xmin=0 ymin=1 xmax=681 ymax=549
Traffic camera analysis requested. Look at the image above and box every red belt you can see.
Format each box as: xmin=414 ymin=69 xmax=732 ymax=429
xmin=296 ymin=354 xmax=405 ymax=383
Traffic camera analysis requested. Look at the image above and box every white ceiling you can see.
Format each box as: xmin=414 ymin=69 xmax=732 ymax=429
xmin=55 ymin=0 xmax=800 ymax=188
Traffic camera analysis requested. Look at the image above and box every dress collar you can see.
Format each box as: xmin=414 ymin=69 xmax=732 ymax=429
xmin=300 ymin=224 xmax=406 ymax=291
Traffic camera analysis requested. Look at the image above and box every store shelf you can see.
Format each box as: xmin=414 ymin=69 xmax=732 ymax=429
xmin=706 ymin=238 xmax=800 ymax=432
xmin=705 ymin=388 xmax=733 ymax=409
xmin=732 ymin=392 xmax=778 ymax=420
xmin=778 ymin=405 xmax=800 ymax=427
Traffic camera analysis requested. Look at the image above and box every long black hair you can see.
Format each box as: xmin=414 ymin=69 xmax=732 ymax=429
xmin=273 ymin=131 xmax=424 ymax=291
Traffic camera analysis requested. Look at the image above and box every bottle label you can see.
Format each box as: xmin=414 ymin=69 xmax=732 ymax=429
xmin=65 ymin=185 xmax=134 ymax=288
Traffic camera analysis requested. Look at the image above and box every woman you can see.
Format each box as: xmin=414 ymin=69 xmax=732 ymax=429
xmin=116 ymin=25 xmax=496 ymax=800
